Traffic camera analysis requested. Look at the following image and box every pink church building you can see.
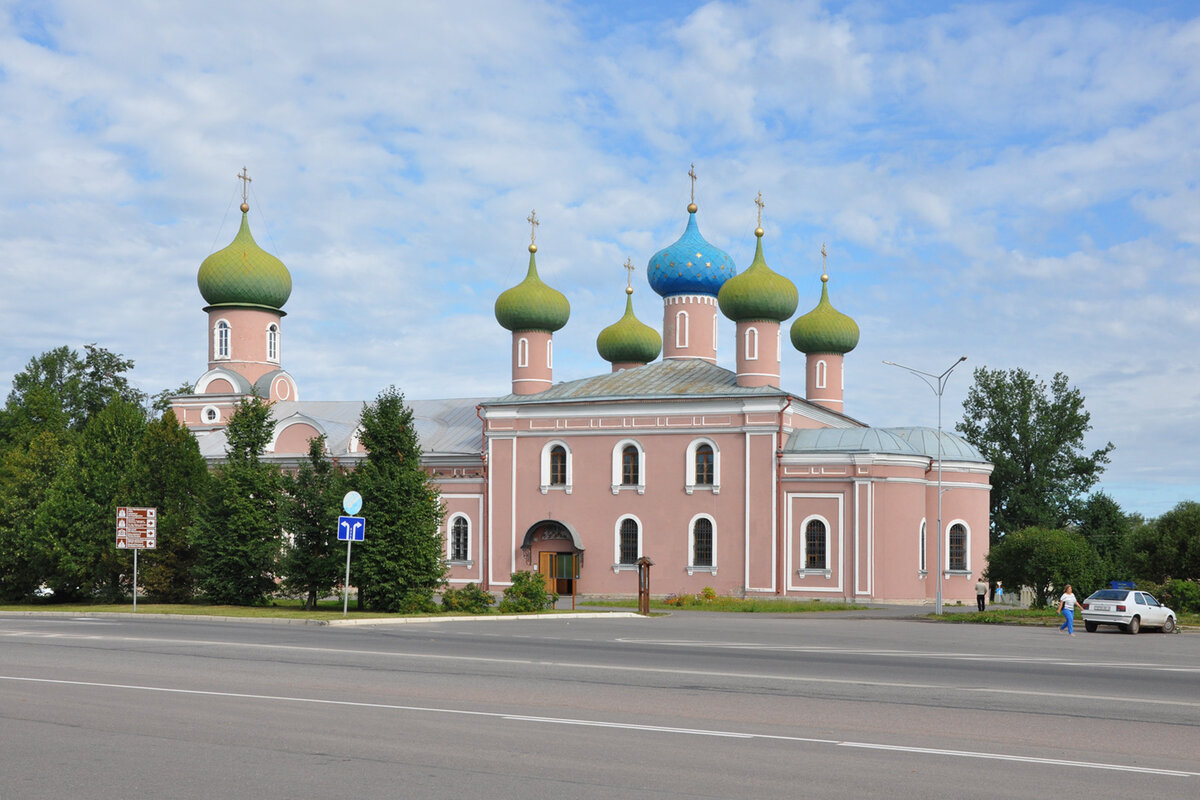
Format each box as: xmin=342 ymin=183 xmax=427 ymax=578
xmin=173 ymin=179 xmax=992 ymax=605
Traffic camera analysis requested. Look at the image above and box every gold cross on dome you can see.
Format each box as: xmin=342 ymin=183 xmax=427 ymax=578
xmin=237 ymin=167 xmax=252 ymax=203
xmin=821 ymin=242 xmax=828 ymax=272
xmin=688 ymin=163 xmax=697 ymax=203
xmin=755 ymin=192 xmax=764 ymax=227
xmin=623 ymin=257 xmax=635 ymax=289
xmin=527 ymin=210 xmax=539 ymax=246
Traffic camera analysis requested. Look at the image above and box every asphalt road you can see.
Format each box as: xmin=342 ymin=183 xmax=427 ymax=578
xmin=1 ymin=610 xmax=1197 ymax=799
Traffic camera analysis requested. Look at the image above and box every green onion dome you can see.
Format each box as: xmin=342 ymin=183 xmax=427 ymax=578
xmin=790 ymin=273 xmax=859 ymax=354
xmin=197 ymin=207 xmax=292 ymax=311
xmin=717 ymin=229 xmax=798 ymax=322
xmin=494 ymin=245 xmax=571 ymax=332
xmin=597 ymin=287 xmax=662 ymax=365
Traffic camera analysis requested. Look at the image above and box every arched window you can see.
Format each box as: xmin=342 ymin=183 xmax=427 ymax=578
xmin=540 ymin=441 xmax=572 ymax=494
xmin=815 ymin=359 xmax=827 ymax=389
xmin=692 ymin=518 xmax=713 ymax=568
xmin=549 ymin=446 xmax=567 ymax=485
xmin=611 ymin=440 xmax=646 ymax=494
xmin=449 ymin=516 xmax=469 ymax=562
xmin=622 ymin=445 xmax=639 ymax=485
xmin=214 ymin=320 xmax=231 ymax=359
xmin=806 ymin=519 xmax=827 ymax=570
xmin=919 ymin=520 xmax=928 ymax=573
xmin=266 ymin=323 xmax=280 ymax=363
xmin=675 ymin=309 xmax=689 ymax=348
xmin=744 ymin=326 xmax=758 ymax=361
xmin=546 ymin=339 xmax=553 ymax=368
xmin=685 ymin=438 xmax=720 ymax=494
xmin=949 ymin=523 xmax=967 ymax=571
xmin=618 ymin=518 xmax=639 ymax=565
xmin=694 ymin=444 xmax=714 ymax=485
xmin=517 ymin=337 xmax=529 ymax=368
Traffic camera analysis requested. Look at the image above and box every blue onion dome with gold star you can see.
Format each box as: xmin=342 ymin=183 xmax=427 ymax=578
xmin=790 ymin=267 xmax=859 ymax=355
xmin=718 ymin=216 xmax=798 ymax=322
xmin=597 ymin=279 xmax=662 ymax=365
xmin=647 ymin=194 xmax=736 ymax=297
xmin=494 ymin=235 xmax=571 ymax=333
xmin=197 ymin=200 xmax=292 ymax=313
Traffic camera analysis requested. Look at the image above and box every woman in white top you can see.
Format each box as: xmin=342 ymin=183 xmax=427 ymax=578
xmin=1057 ymin=584 xmax=1080 ymax=636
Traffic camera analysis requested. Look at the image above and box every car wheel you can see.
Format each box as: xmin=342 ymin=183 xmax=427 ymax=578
xmin=1162 ymin=616 xmax=1176 ymax=634
xmin=1084 ymin=621 xmax=1097 ymax=633
xmin=1127 ymin=616 xmax=1140 ymax=635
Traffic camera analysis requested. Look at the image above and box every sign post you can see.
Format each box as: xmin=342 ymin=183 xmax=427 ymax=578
xmin=116 ymin=507 xmax=157 ymax=611
xmin=340 ymin=492 xmax=364 ymax=616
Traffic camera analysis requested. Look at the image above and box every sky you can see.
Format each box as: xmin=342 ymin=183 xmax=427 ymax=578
xmin=1 ymin=0 xmax=1197 ymax=518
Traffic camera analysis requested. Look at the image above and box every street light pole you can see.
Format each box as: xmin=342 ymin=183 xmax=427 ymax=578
xmin=883 ymin=356 xmax=967 ymax=615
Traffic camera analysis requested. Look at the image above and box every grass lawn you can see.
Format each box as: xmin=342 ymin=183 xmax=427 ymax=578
xmin=936 ymin=606 xmax=1200 ymax=629
xmin=580 ymin=597 xmax=872 ymax=613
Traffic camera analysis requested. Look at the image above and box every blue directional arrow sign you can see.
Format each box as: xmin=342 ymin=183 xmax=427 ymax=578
xmin=337 ymin=515 xmax=365 ymax=542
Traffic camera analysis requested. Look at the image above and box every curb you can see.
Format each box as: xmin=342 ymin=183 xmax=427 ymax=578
xmin=0 ymin=610 xmax=645 ymax=626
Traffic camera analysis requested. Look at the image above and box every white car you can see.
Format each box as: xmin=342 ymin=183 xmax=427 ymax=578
xmin=1080 ymin=589 xmax=1176 ymax=634
xmin=33 ymin=585 xmax=54 ymax=598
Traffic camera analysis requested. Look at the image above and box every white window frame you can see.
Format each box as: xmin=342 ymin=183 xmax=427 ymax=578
xmin=946 ymin=519 xmax=971 ymax=575
xmin=539 ymin=440 xmax=573 ymax=495
xmin=214 ymin=319 xmax=231 ymax=360
xmin=266 ymin=323 xmax=280 ymax=363
xmin=201 ymin=405 xmax=221 ymax=424
xmin=744 ymin=326 xmax=759 ymax=361
xmin=684 ymin=437 xmax=720 ymax=495
xmin=446 ymin=514 xmax=472 ymax=565
xmin=815 ymin=358 xmax=827 ymax=389
xmin=798 ymin=514 xmax=832 ymax=578
xmin=687 ymin=513 xmax=717 ymax=575
xmin=919 ymin=518 xmax=928 ymax=575
xmin=611 ymin=439 xmax=646 ymax=495
xmin=711 ymin=308 xmax=718 ymax=352
xmin=517 ymin=336 xmax=529 ymax=368
xmin=675 ymin=309 xmax=689 ymax=349
xmin=613 ymin=514 xmax=642 ymax=572
xmin=546 ymin=339 xmax=553 ymax=368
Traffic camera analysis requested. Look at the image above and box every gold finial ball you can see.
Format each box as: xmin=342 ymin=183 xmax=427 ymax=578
xmin=529 ymin=243 xmax=537 ymax=253
xmin=755 ymin=227 xmax=764 ymax=238
xmin=687 ymin=203 xmax=698 ymax=213
xmin=821 ymin=273 xmax=829 ymax=283
xmin=626 ymin=285 xmax=634 ymax=295
xmin=240 ymin=202 xmax=250 ymax=213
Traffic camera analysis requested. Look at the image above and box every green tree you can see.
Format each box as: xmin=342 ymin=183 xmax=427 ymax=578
xmin=984 ymin=526 xmax=1104 ymax=607
xmin=280 ymin=435 xmax=344 ymax=610
xmin=0 ymin=430 xmax=73 ymax=599
xmin=125 ymin=410 xmax=210 ymax=602
xmin=351 ymin=387 xmax=445 ymax=613
xmin=957 ymin=367 xmax=1114 ymax=543
xmin=1074 ymin=491 xmax=1132 ymax=579
xmin=37 ymin=397 xmax=148 ymax=601
xmin=0 ymin=345 xmax=144 ymax=445
xmin=1127 ymin=501 xmax=1200 ymax=583
xmin=193 ymin=397 xmax=283 ymax=605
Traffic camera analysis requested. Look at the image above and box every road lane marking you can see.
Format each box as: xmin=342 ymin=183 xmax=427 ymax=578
xmin=3 ymin=629 xmax=1199 ymax=710
xmin=2 ymin=675 xmax=1195 ymax=778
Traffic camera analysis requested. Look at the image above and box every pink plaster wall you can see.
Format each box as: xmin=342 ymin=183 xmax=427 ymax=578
xmin=734 ymin=321 xmax=781 ymax=388
xmin=207 ymin=307 xmax=283 ymax=383
xmin=661 ymin=295 xmax=719 ymax=363
xmin=805 ymin=353 xmax=845 ymax=412
xmin=510 ymin=331 xmax=553 ymax=395
xmin=273 ymin=422 xmax=322 ymax=454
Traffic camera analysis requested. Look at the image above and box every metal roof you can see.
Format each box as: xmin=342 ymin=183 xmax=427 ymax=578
xmin=486 ymin=359 xmax=787 ymax=404
xmin=785 ymin=425 xmax=986 ymax=462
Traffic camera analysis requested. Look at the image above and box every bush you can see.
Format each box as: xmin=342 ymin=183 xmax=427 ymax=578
xmin=1160 ymin=579 xmax=1200 ymax=614
xmin=441 ymin=583 xmax=495 ymax=614
xmin=498 ymin=571 xmax=557 ymax=613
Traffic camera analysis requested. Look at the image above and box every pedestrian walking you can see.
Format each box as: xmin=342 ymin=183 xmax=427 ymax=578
xmin=975 ymin=577 xmax=988 ymax=612
xmin=1057 ymin=584 xmax=1080 ymax=636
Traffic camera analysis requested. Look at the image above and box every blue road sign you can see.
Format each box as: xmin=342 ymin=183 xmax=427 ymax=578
xmin=342 ymin=491 xmax=362 ymax=515
xmin=337 ymin=515 xmax=365 ymax=541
